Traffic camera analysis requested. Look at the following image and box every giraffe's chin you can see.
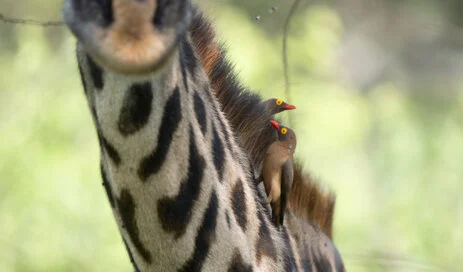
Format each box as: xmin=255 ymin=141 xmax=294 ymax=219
xmin=62 ymin=0 xmax=192 ymax=75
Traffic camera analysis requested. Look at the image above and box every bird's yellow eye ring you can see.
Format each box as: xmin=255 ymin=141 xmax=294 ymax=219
xmin=281 ymin=128 xmax=287 ymax=134
xmin=276 ymin=99 xmax=283 ymax=106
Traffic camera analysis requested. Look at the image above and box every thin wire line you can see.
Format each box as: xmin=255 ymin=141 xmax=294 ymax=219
xmin=344 ymin=252 xmax=458 ymax=272
xmin=0 ymin=13 xmax=64 ymax=26
xmin=282 ymin=0 xmax=302 ymax=127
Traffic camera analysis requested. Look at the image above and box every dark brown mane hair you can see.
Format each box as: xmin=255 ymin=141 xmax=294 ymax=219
xmin=190 ymin=10 xmax=277 ymax=176
xmin=290 ymin=162 xmax=336 ymax=238
xmin=189 ymin=10 xmax=336 ymax=239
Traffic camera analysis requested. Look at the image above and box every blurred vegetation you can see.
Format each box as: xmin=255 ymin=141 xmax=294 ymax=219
xmin=1 ymin=0 xmax=462 ymax=271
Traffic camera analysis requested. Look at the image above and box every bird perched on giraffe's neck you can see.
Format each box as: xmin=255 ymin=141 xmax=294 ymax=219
xmin=260 ymin=120 xmax=297 ymax=227
xmin=263 ymin=98 xmax=296 ymax=115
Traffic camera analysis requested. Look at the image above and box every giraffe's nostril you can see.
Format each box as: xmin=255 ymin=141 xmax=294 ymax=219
xmin=96 ymin=0 xmax=114 ymax=27
xmin=69 ymin=0 xmax=113 ymax=27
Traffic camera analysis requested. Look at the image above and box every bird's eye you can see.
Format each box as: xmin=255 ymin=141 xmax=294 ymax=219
xmin=276 ymin=99 xmax=283 ymax=106
xmin=281 ymin=128 xmax=287 ymax=134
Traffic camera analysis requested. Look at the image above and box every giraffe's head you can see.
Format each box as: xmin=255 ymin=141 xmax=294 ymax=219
xmin=63 ymin=0 xmax=192 ymax=74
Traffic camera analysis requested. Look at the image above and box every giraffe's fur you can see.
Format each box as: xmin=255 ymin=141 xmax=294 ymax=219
xmin=65 ymin=0 xmax=344 ymax=270
xmin=190 ymin=12 xmax=276 ymax=176
xmin=190 ymin=11 xmax=337 ymax=239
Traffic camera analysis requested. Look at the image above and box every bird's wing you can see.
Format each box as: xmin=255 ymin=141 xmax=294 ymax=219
xmin=280 ymin=159 xmax=294 ymax=225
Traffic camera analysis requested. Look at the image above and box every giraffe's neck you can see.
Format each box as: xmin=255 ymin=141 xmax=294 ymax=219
xmin=77 ymin=38 xmax=270 ymax=271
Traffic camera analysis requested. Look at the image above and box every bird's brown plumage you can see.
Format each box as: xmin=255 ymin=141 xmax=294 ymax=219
xmin=261 ymin=120 xmax=297 ymax=226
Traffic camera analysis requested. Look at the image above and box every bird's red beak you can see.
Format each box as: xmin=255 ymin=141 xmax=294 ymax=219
xmin=270 ymin=120 xmax=280 ymax=130
xmin=282 ymin=103 xmax=296 ymax=110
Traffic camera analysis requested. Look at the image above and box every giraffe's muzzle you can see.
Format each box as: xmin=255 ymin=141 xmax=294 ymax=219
xmin=63 ymin=0 xmax=192 ymax=74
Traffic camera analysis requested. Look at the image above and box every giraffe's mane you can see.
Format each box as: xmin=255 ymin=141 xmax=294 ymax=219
xmin=290 ymin=161 xmax=336 ymax=239
xmin=190 ymin=11 xmax=277 ymax=177
xmin=189 ymin=10 xmax=336 ymax=238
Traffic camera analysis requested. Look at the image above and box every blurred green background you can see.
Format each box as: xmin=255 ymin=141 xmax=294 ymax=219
xmin=1 ymin=0 xmax=462 ymax=271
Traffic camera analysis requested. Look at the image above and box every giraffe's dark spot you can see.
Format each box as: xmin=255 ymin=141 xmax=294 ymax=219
xmin=138 ymin=87 xmax=182 ymax=180
xmin=122 ymin=238 xmax=141 ymax=272
xmin=204 ymin=86 xmax=232 ymax=154
xmin=79 ymin=62 xmax=106 ymax=154
xmin=203 ymin=85 xmax=215 ymax=104
xmin=117 ymin=189 xmax=152 ymax=263
xmin=203 ymin=87 xmax=236 ymax=159
xmin=157 ymin=127 xmax=205 ymax=239
xmin=77 ymin=58 xmax=89 ymax=95
xmin=181 ymin=38 xmax=197 ymax=79
xmin=282 ymin=227 xmax=297 ymax=272
xmin=79 ymin=55 xmax=117 ymax=167
xmin=152 ymin=0 xmax=185 ymax=29
xmin=256 ymin=188 xmax=272 ymax=216
xmin=179 ymin=38 xmax=197 ymax=92
xmin=211 ymin=123 xmax=225 ymax=181
xmin=225 ymin=210 xmax=231 ymax=229
xmin=87 ymin=55 xmax=104 ymax=90
xmin=100 ymin=163 xmax=115 ymax=208
xmin=216 ymin=109 xmax=234 ymax=154
xmin=311 ymin=237 xmax=342 ymax=272
xmin=180 ymin=53 xmax=190 ymax=92
xmin=301 ymin=241 xmax=312 ymax=272
xmin=78 ymin=54 xmax=100 ymax=125
xmin=313 ymin=254 xmax=332 ymax=272
xmin=231 ymin=179 xmax=247 ymax=232
xmin=228 ymin=249 xmax=253 ymax=272
xmin=180 ymin=189 xmax=219 ymax=272
xmin=193 ymin=91 xmax=207 ymax=136
xmin=179 ymin=50 xmax=189 ymax=91
xmin=118 ymin=82 xmax=153 ymax=136
xmin=255 ymin=210 xmax=277 ymax=264
xmin=71 ymin=0 xmax=113 ymax=27
xmin=101 ymin=135 xmax=121 ymax=166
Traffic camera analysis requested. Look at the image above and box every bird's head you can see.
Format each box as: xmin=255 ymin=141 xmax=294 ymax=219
xmin=265 ymin=98 xmax=296 ymax=114
xmin=270 ymin=120 xmax=297 ymax=152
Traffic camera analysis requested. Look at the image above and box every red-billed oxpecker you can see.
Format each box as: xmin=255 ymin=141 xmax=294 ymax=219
xmin=260 ymin=120 xmax=297 ymax=227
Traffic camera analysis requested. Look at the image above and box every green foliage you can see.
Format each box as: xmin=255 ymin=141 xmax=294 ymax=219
xmin=0 ymin=2 xmax=461 ymax=271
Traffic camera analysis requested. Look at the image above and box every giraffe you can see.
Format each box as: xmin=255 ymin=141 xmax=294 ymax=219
xmin=62 ymin=0 xmax=344 ymax=271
